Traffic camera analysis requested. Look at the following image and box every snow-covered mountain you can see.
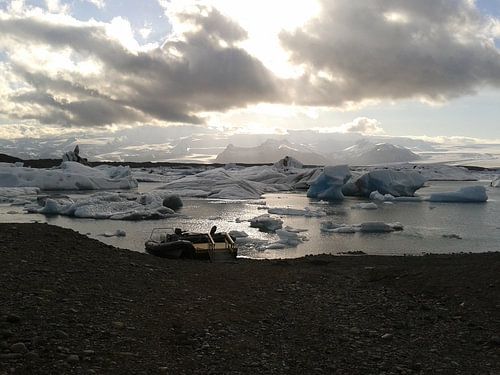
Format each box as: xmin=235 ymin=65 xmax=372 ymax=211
xmin=215 ymin=139 xmax=328 ymax=165
xmin=332 ymin=140 xmax=421 ymax=165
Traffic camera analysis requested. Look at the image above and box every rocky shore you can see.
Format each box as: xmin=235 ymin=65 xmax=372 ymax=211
xmin=1 ymin=223 xmax=499 ymax=374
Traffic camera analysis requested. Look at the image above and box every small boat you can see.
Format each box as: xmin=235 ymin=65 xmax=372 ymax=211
xmin=145 ymin=226 xmax=238 ymax=261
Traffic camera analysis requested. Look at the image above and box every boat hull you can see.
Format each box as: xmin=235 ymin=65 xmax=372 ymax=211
xmin=145 ymin=240 xmax=196 ymax=259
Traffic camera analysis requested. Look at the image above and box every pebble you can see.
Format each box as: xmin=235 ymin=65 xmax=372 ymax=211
xmin=0 ymin=329 xmax=13 ymax=338
xmin=66 ymin=354 xmax=80 ymax=363
xmin=10 ymin=342 xmax=28 ymax=353
xmin=0 ymin=353 xmax=22 ymax=360
xmin=55 ymin=329 xmax=69 ymax=338
xmin=381 ymin=333 xmax=393 ymax=340
xmin=5 ymin=314 xmax=21 ymax=324
xmin=25 ymin=351 xmax=39 ymax=361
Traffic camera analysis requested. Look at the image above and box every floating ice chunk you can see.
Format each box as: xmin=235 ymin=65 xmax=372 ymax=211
xmin=359 ymin=222 xmax=394 ymax=233
xmin=0 ymin=162 xmax=137 ymax=190
xmin=351 ymin=202 xmax=378 ymax=210
xmin=369 ymin=190 xmax=395 ymax=201
xmin=491 ymin=177 xmax=500 ymax=187
xmin=249 ymin=214 xmax=283 ymax=232
xmin=268 ymin=207 xmax=326 ymax=217
xmin=283 ymin=226 xmax=308 ymax=233
xmin=320 ymin=221 xmax=402 ymax=233
xmin=307 ymin=165 xmax=351 ymax=201
xmin=229 ymin=230 xmax=248 ymax=238
xmin=344 ymin=170 xmax=427 ymax=197
xmin=428 ymin=186 xmax=488 ymax=203
xmin=100 ymin=229 xmax=126 ymax=237
xmin=275 ymin=229 xmax=306 ymax=247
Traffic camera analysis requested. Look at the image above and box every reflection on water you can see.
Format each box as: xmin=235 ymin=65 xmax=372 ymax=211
xmin=1 ymin=181 xmax=499 ymax=259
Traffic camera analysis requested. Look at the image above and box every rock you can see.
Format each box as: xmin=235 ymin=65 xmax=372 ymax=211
xmin=66 ymin=354 xmax=80 ymax=363
xmin=162 ymin=195 xmax=183 ymax=211
xmin=10 ymin=342 xmax=28 ymax=353
xmin=112 ymin=321 xmax=125 ymax=329
xmin=5 ymin=314 xmax=21 ymax=323
xmin=25 ymin=351 xmax=39 ymax=361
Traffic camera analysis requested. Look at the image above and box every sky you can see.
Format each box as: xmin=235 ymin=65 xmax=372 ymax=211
xmin=1 ymin=0 xmax=500 ymax=143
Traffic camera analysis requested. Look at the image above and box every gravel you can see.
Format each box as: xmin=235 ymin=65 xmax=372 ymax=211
xmin=0 ymin=223 xmax=499 ymax=374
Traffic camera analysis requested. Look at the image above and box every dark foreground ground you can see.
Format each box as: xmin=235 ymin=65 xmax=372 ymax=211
xmin=0 ymin=223 xmax=499 ymax=374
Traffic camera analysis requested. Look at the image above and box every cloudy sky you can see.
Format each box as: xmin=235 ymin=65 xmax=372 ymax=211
xmin=1 ymin=0 xmax=500 ymax=142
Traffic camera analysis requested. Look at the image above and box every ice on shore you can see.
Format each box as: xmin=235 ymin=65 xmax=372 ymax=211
xmin=320 ymin=221 xmax=403 ymax=233
xmin=343 ymin=169 xmax=427 ymax=197
xmin=307 ymin=165 xmax=351 ymax=201
xmin=0 ymin=162 xmax=138 ymax=190
xmin=27 ymin=191 xmax=181 ymax=220
xmin=428 ymin=186 xmax=488 ymax=203
xmin=268 ymin=207 xmax=326 ymax=217
xmin=249 ymin=214 xmax=283 ymax=232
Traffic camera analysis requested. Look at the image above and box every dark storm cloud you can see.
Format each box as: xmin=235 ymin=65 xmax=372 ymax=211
xmin=0 ymin=6 xmax=280 ymax=127
xmin=280 ymin=0 xmax=500 ymax=105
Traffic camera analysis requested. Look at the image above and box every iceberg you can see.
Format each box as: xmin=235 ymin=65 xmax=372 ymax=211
xmin=0 ymin=162 xmax=137 ymax=190
xmin=344 ymin=169 xmax=427 ymax=197
xmin=0 ymin=187 xmax=40 ymax=203
xmin=369 ymin=190 xmax=395 ymax=201
xmin=428 ymin=186 xmax=488 ymax=203
xmin=27 ymin=191 xmax=180 ymax=220
xmin=273 ymin=156 xmax=303 ymax=171
xmin=307 ymin=165 xmax=351 ymax=201
xmin=492 ymin=177 xmax=500 ymax=188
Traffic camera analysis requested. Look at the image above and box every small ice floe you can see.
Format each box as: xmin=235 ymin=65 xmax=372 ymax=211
xmin=369 ymin=191 xmax=395 ymax=201
xmin=351 ymin=202 xmax=378 ymax=210
xmin=249 ymin=214 xmax=283 ymax=232
xmin=320 ymin=221 xmax=403 ymax=233
xmin=268 ymin=207 xmax=326 ymax=217
xmin=428 ymin=186 xmax=488 ymax=203
xmin=228 ymin=230 xmax=248 ymax=238
xmin=283 ymin=225 xmax=308 ymax=233
xmin=257 ymin=228 xmax=308 ymax=250
xmin=100 ymin=229 xmax=126 ymax=237
xmin=491 ymin=177 xmax=500 ymax=188
xmin=442 ymin=233 xmax=462 ymax=239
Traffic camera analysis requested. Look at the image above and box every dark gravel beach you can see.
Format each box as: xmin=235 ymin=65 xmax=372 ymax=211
xmin=0 ymin=223 xmax=499 ymax=374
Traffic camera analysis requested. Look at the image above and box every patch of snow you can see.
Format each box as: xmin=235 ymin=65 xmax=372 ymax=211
xmin=428 ymin=186 xmax=488 ymax=203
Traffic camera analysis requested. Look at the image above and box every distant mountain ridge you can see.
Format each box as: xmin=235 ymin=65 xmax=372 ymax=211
xmin=333 ymin=140 xmax=421 ymax=165
xmin=215 ymin=139 xmax=328 ymax=165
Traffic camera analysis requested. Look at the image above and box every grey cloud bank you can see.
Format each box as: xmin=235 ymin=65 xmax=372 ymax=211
xmin=0 ymin=0 xmax=499 ymax=130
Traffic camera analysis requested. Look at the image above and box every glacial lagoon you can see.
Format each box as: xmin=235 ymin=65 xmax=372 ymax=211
xmin=1 ymin=180 xmax=499 ymax=259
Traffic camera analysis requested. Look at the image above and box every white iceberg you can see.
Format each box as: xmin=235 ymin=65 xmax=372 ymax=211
xmin=249 ymin=214 xmax=283 ymax=232
xmin=307 ymin=165 xmax=351 ymax=201
xmin=0 ymin=162 xmax=138 ymax=190
xmin=27 ymin=191 xmax=179 ymax=220
xmin=428 ymin=186 xmax=488 ymax=203
xmin=343 ymin=169 xmax=427 ymax=197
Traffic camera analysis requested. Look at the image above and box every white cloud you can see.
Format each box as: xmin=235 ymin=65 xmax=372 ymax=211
xmin=337 ymin=117 xmax=385 ymax=135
